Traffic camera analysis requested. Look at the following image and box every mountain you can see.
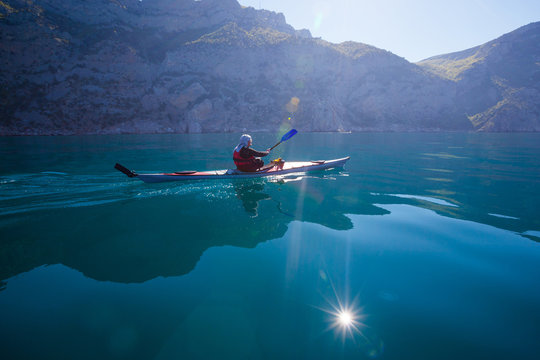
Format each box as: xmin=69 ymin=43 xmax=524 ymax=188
xmin=418 ymin=22 xmax=540 ymax=131
xmin=0 ymin=0 xmax=537 ymax=134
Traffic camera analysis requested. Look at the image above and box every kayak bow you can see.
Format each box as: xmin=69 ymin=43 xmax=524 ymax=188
xmin=115 ymin=157 xmax=350 ymax=183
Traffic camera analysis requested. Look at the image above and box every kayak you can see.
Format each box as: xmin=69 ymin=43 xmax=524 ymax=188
xmin=115 ymin=157 xmax=350 ymax=183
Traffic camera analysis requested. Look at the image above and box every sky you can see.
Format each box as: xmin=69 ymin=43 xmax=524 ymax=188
xmin=237 ymin=0 xmax=540 ymax=62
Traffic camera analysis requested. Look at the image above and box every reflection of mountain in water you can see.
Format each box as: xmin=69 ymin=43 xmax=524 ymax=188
xmin=0 ymin=174 xmax=386 ymax=284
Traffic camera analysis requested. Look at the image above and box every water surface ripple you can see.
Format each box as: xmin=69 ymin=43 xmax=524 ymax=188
xmin=1 ymin=133 xmax=539 ymax=359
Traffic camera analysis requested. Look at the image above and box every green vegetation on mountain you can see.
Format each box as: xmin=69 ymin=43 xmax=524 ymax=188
xmin=418 ymin=22 xmax=540 ymax=131
xmin=0 ymin=0 xmax=538 ymax=134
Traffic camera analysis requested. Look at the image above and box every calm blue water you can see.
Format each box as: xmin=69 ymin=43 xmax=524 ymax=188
xmin=1 ymin=133 xmax=539 ymax=359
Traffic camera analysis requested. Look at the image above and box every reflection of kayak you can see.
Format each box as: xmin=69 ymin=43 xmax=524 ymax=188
xmin=115 ymin=157 xmax=350 ymax=183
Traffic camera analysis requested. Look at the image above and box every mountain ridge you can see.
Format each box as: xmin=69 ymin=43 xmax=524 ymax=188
xmin=418 ymin=21 xmax=540 ymax=131
xmin=0 ymin=0 xmax=538 ymax=134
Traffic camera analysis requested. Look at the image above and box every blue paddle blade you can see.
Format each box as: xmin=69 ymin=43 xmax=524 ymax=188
xmin=281 ymin=129 xmax=297 ymax=142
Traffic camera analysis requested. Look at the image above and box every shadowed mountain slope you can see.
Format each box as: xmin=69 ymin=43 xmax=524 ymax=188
xmin=0 ymin=1 xmax=537 ymax=134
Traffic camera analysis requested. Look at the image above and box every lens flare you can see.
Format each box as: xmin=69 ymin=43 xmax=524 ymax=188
xmin=330 ymin=305 xmax=365 ymax=338
xmin=315 ymin=296 xmax=367 ymax=341
xmin=338 ymin=310 xmax=353 ymax=326
xmin=313 ymin=273 xmax=384 ymax=355
xmin=313 ymin=12 xmax=323 ymax=30
xmin=285 ymin=97 xmax=300 ymax=113
xmin=313 ymin=271 xmax=367 ymax=341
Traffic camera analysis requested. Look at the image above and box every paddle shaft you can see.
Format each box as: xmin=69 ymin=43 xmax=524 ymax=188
xmin=268 ymin=141 xmax=282 ymax=151
xmin=268 ymin=129 xmax=297 ymax=152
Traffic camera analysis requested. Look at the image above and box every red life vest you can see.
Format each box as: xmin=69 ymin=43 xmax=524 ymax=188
xmin=233 ymin=149 xmax=254 ymax=168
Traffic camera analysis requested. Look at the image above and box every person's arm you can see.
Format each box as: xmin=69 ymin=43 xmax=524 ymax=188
xmin=241 ymin=147 xmax=269 ymax=158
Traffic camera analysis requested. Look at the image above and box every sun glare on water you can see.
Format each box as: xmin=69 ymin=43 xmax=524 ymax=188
xmin=332 ymin=307 xmax=363 ymax=334
xmin=338 ymin=310 xmax=353 ymax=326
xmin=321 ymin=303 xmax=367 ymax=341
xmin=314 ymin=296 xmax=384 ymax=357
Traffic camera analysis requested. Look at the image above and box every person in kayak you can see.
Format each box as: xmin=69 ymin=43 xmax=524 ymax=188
xmin=233 ymin=134 xmax=270 ymax=172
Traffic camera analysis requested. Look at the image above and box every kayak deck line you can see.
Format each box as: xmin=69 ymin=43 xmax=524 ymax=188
xmin=115 ymin=157 xmax=350 ymax=183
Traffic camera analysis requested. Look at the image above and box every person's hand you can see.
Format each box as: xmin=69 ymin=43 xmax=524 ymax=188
xmin=266 ymin=148 xmax=271 ymax=152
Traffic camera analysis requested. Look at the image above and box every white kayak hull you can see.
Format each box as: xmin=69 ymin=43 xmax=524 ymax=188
xmin=127 ymin=157 xmax=350 ymax=183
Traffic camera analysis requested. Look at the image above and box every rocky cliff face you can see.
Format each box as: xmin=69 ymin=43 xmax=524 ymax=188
xmin=0 ymin=0 xmax=537 ymax=134
xmin=418 ymin=22 xmax=540 ymax=131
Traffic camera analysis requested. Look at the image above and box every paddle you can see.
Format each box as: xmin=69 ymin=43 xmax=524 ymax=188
xmin=114 ymin=163 xmax=137 ymax=178
xmin=268 ymin=129 xmax=297 ymax=151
